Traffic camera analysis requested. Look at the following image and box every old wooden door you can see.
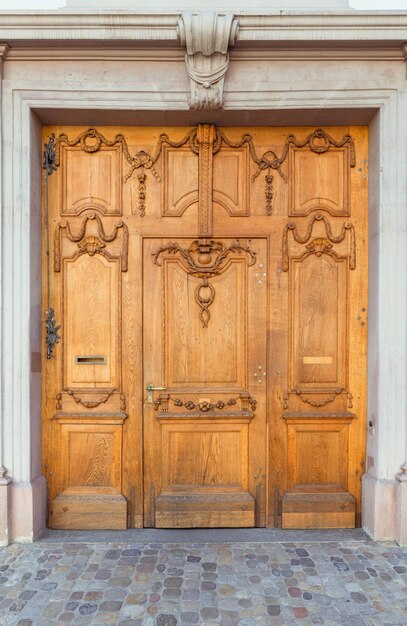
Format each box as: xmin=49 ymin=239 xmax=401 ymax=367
xmin=42 ymin=124 xmax=367 ymax=529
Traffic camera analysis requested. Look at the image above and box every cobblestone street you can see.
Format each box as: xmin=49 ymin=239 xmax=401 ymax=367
xmin=0 ymin=531 xmax=406 ymax=626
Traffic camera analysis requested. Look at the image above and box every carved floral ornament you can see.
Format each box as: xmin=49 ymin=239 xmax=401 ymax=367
xmin=153 ymin=392 xmax=257 ymax=416
xmin=45 ymin=126 xmax=356 ymax=219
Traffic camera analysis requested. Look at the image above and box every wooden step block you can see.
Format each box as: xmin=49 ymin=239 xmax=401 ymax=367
xmin=155 ymin=492 xmax=255 ymax=528
xmin=282 ymin=492 xmax=355 ymax=529
xmin=52 ymin=492 xmax=127 ymax=530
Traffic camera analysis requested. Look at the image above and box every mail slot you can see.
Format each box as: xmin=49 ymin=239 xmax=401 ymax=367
xmin=75 ymin=356 xmax=106 ymax=365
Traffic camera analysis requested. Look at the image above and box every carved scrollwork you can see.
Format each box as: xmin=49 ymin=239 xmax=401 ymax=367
xmin=282 ymin=212 xmax=356 ymax=271
xmin=153 ymin=238 xmax=256 ymax=327
xmin=54 ymin=211 xmax=129 ymax=272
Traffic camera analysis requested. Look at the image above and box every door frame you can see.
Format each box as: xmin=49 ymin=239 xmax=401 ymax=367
xmin=2 ymin=85 xmax=404 ymax=540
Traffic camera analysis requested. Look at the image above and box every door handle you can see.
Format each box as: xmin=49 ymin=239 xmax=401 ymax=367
xmin=146 ymin=383 xmax=166 ymax=404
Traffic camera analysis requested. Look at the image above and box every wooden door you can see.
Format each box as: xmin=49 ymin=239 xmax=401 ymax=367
xmin=42 ymin=124 xmax=367 ymax=529
xmin=143 ymin=236 xmax=267 ymax=527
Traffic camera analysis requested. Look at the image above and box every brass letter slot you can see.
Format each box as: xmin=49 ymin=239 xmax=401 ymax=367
xmin=75 ymin=356 xmax=106 ymax=365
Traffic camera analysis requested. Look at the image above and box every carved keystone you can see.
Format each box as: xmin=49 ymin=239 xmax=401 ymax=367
xmin=177 ymin=11 xmax=239 ymax=110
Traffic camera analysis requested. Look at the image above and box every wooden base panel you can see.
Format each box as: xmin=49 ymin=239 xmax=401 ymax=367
xmin=282 ymin=492 xmax=355 ymax=529
xmin=155 ymin=492 xmax=255 ymax=528
xmin=52 ymin=493 xmax=127 ymax=530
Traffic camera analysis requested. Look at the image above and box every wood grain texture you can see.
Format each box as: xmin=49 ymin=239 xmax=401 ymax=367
xmin=62 ymin=144 xmax=122 ymax=215
xmin=42 ymin=124 xmax=367 ymax=530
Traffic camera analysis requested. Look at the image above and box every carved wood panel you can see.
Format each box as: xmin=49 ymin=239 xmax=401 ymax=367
xmin=144 ymin=235 xmax=267 ymax=528
xmin=291 ymin=255 xmax=347 ymax=389
xmin=161 ymin=146 xmax=198 ymax=216
xmin=64 ymin=254 xmax=120 ymax=389
xmin=61 ymin=145 xmax=122 ymax=215
xmin=42 ymin=124 xmax=367 ymax=531
xmin=213 ymin=146 xmax=250 ymax=216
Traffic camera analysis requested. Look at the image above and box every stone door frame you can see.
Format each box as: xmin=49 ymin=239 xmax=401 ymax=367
xmin=1 ymin=83 xmax=406 ymax=543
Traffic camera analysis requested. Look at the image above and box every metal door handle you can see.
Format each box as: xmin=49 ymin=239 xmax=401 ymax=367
xmin=146 ymin=383 xmax=166 ymax=403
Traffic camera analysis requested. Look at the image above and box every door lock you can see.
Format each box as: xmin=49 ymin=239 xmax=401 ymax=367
xmin=146 ymin=383 xmax=166 ymax=404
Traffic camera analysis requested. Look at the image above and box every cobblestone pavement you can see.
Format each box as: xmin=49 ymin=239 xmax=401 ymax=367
xmin=0 ymin=536 xmax=406 ymax=626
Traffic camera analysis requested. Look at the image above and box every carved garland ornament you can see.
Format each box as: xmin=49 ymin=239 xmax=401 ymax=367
xmin=55 ymin=390 xmax=126 ymax=411
xmin=214 ymin=127 xmax=355 ymax=215
xmin=50 ymin=126 xmax=355 ymax=218
xmin=54 ymin=127 xmax=199 ymax=217
xmin=54 ymin=210 xmax=129 ymax=272
xmin=282 ymin=212 xmax=356 ymax=271
xmin=153 ymin=238 xmax=256 ymax=327
xmin=153 ymin=394 xmax=257 ymax=413
xmin=283 ymin=388 xmax=345 ymax=409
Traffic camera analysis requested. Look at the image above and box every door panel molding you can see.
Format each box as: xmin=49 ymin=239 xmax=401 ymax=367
xmin=42 ymin=124 xmax=367 ymax=530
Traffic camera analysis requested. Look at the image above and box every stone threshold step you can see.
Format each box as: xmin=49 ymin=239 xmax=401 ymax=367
xmin=39 ymin=527 xmax=370 ymax=543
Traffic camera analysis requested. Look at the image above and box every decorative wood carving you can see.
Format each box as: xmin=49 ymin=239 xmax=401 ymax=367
xmin=54 ymin=127 xmax=199 ymax=217
xmin=177 ymin=11 xmax=238 ymax=110
xmin=283 ymin=388 xmax=353 ymax=411
xmin=43 ymin=124 xmax=367 ymax=532
xmin=137 ymin=173 xmax=147 ymax=218
xmin=153 ymin=394 xmax=256 ymax=413
xmin=55 ymin=392 xmax=62 ymax=410
xmin=67 ymin=388 xmax=115 ymax=409
xmin=213 ymin=146 xmax=249 ymax=216
xmin=55 ymin=389 xmax=126 ymax=411
xmin=265 ymin=173 xmax=274 ymax=215
xmin=120 ymin=393 xmax=126 ymax=411
xmin=197 ymin=124 xmax=215 ymax=237
xmin=288 ymin=128 xmax=356 ymax=165
xmin=153 ymin=238 xmax=256 ymax=327
xmin=292 ymin=387 xmax=343 ymax=408
xmin=282 ymin=212 xmax=356 ymax=271
xmin=54 ymin=211 xmax=129 ymax=272
xmin=53 ymin=127 xmax=355 ymax=219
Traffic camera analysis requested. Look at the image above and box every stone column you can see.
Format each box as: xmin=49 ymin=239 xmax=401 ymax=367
xmin=362 ymin=88 xmax=407 ymax=540
xmin=0 ymin=43 xmax=10 ymax=546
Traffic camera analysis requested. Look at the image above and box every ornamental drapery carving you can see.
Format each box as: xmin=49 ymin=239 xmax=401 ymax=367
xmin=177 ymin=11 xmax=239 ymax=110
